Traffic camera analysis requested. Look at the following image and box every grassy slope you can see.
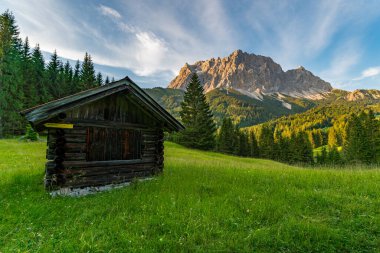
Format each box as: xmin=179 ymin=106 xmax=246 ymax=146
xmin=0 ymin=140 xmax=379 ymax=252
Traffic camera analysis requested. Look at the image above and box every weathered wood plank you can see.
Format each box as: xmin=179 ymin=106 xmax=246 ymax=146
xmin=62 ymin=170 xmax=154 ymax=188
xmin=46 ymin=158 xmax=155 ymax=169
xmin=69 ymin=119 xmax=151 ymax=130
xmin=62 ymin=164 xmax=156 ymax=177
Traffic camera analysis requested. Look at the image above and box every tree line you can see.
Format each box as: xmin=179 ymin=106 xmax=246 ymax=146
xmin=175 ymin=73 xmax=380 ymax=165
xmin=0 ymin=11 xmax=112 ymax=137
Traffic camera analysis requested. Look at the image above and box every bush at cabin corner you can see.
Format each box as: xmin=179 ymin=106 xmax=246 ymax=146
xmin=20 ymin=124 xmax=39 ymax=141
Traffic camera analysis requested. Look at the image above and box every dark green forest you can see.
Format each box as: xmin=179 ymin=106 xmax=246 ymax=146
xmin=0 ymin=11 xmax=110 ymax=137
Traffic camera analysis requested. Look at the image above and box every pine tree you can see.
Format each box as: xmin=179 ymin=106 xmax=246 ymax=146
xmin=307 ymin=131 xmax=316 ymax=149
xmin=328 ymin=127 xmax=339 ymax=148
xmin=30 ymin=44 xmax=49 ymax=103
xmin=298 ymin=131 xmax=314 ymax=164
xmin=45 ymin=50 xmax=61 ymax=98
xmin=288 ymin=131 xmax=313 ymax=164
xmin=80 ymin=52 xmax=96 ymax=90
xmin=258 ymin=125 xmax=275 ymax=159
xmin=96 ymin=72 xmax=103 ymax=86
xmin=328 ymin=145 xmax=341 ymax=165
xmin=340 ymin=110 xmax=379 ymax=164
xmin=276 ymin=134 xmax=290 ymax=162
xmin=359 ymin=110 xmax=377 ymax=164
xmin=71 ymin=60 xmax=81 ymax=93
xmin=343 ymin=113 xmax=363 ymax=163
xmin=317 ymin=146 xmax=328 ymax=164
xmin=315 ymin=129 xmax=324 ymax=147
xmin=217 ymin=117 xmax=235 ymax=154
xmin=20 ymin=37 xmax=37 ymax=108
xmin=249 ymin=131 xmax=259 ymax=157
xmin=105 ymin=76 xmax=110 ymax=84
xmin=238 ymin=130 xmax=250 ymax=156
xmin=179 ymin=73 xmax=216 ymax=150
xmin=62 ymin=61 xmax=73 ymax=96
xmin=0 ymin=10 xmax=24 ymax=136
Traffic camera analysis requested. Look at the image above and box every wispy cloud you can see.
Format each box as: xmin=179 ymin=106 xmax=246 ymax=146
xmin=2 ymin=0 xmax=380 ymax=89
xmin=354 ymin=66 xmax=380 ymax=80
xmin=98 ymin=5 xmax=121 ymax=19
xmin=242 ymin=1 xmax=349 ymax=70
xmin=242 ymin=0 xmax=380 ymax=73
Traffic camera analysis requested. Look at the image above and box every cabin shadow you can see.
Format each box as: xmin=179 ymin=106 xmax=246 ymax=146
xmin=21 ymin=76 xmax=184 ymax=191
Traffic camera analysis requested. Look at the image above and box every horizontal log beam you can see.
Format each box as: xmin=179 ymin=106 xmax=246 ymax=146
xmin=46 ymin=158 xmax=155 ymax=169
xmin=67 ymin=120 xmax=153 ymax=130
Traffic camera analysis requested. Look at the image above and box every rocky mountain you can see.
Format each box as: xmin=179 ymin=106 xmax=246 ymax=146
xmin=150 ymin=50 xmax=379 ymax=127
xmin=168 ymin=50 xmax=332 ymax=100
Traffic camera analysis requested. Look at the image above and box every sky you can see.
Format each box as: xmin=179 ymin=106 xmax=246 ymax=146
xmin=2 ymin=0 xmax=380 ymax=90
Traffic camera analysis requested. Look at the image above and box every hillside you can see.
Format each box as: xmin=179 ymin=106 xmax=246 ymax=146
xmin=146 ymin=87 xmax=316 ymax=126
xmin=247 ymin=96 xmax=380 ymax=133
xmin=146 ymin=87 xmax=379 ymax=127
xmin=1 ymin=139 xmax=379 ymax=252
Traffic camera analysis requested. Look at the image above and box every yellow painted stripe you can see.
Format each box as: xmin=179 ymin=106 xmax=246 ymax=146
xmin=44 ymin=123 xmax=74 ymax=129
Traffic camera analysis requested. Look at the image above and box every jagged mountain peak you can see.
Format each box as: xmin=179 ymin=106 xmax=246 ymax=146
xmin=168 ymin=50 xmax=332 ymax=100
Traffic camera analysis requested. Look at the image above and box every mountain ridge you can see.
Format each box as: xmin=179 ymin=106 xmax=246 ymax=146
xmin=157 ymin=50 xmax=380 ymax=127
xmin=168 ymin=49 xmax=333 ymax=100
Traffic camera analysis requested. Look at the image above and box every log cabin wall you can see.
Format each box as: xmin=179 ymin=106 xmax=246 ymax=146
xmin=45 ymin=92 xmax=165 ymax=189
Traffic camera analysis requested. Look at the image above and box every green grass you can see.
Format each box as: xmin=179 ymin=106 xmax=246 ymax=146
xmin=1 ymin=139 xmax=379 ymax=252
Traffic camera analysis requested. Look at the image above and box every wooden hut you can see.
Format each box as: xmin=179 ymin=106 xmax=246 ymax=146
xmin=21 ymin=77 xmax=184 ymax=190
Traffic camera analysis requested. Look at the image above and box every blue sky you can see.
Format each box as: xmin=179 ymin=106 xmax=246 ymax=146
xmin=2 ymin=0 xmax=380 ymax=90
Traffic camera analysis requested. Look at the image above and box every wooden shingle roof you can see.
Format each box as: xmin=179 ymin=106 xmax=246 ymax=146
xmin=20 ymin=76 xmax=184 ymax=132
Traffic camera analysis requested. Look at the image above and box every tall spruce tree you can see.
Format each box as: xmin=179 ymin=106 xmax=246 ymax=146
xmin=343 ymin=114 xmax=363 ymax=163
xmin=328 ymin=146 xmax=342 ymax=165
xmin=71 ymin=60 xmax=81 ymax=93
xmin=249 ymin=131 xmax=259 ymax=157
xmin=62 ymin=61 xmax=73 ymax=96
xmin=30 ymin=44 xmax=49 ymax=104
xmin=45 ymin=50 xmax=61 ymax=99
xmin=0 ymin=10 xmax=24 ymax=136
xmin=258 ymin=125 xmax=275 ymax=159
xmin=217 ymin=117 xmax=236 ymax=154
xmin=328 ymin=127 xmax=339 ymax=148
xmin=358 ymin=110 xmax=378 ymax=164
xmin=20 ymin=37 xmax=36 ymax=107
xmin=289 ymin=131 xmax=313 ymax=164
xmin=96 ymin=72 xmax=103 ymax=86
xmin=179 ymin=73 xmax=216 ymax=150
xmin=276 ymin=134 xmax=290 ymax=162
xmin=105 ymin=76 xmax=110 ymax=84
xmin=80 ymin=52 xmax=96 ymax=90
xmin=317 ymin=146 xmax=328 ymax=164
xmin=238 ymin=130 xmax=250 ymax=156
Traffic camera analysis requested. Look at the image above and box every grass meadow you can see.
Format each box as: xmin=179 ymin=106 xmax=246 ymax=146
xmin=0 ymin=139 xmax=379 ymax=252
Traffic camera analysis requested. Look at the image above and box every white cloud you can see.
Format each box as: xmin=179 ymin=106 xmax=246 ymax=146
xmin=360 ymin=66 xmax=380 ymax=79
xmin=134 ymin=32 xmax=169 ymax=75
xmin=98 ymin=5 xmax=121 ymax=19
